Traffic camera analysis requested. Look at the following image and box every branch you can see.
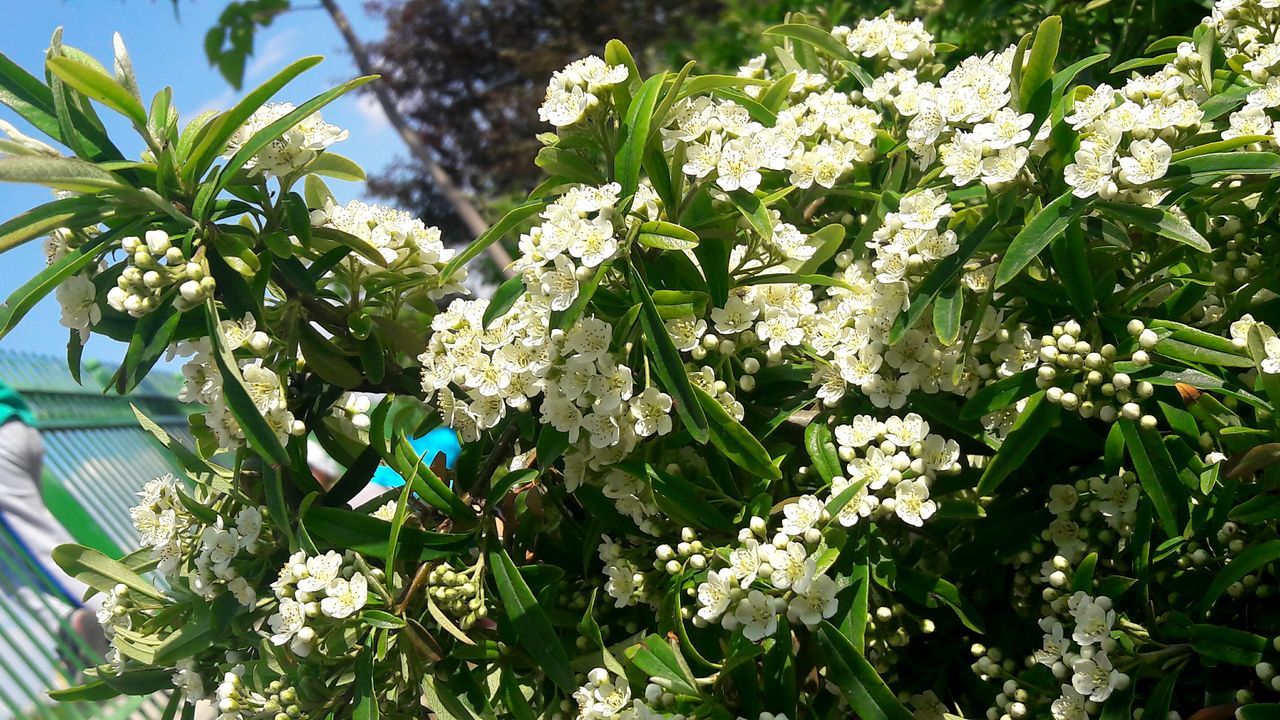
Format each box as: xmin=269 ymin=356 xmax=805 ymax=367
xmin=317 ymin=0 xmax=514 ymax=277
xmin=469 ymin=422 xmax=520 ymax=498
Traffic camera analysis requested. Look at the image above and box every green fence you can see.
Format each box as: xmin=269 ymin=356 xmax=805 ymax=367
xmin=0 ymin=350 xmax=188 ymax=720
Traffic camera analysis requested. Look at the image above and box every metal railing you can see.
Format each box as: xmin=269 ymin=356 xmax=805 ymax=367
xmin=0 ymin=350 xmax=188 ymax=720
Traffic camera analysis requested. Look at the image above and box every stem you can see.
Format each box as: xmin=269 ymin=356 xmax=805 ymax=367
xmin=469 ymin=423 xmax=521 ymax=498
xmin=316 ymin=0 xmax=513 ymax=276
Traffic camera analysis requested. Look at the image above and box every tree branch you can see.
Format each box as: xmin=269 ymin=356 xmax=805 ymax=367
xmin=317 ymin=0 xmax=514 ymax=277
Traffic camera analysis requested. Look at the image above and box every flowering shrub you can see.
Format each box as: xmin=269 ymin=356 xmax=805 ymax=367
xmin=3 ymin=6 xmax=1280 ymax=720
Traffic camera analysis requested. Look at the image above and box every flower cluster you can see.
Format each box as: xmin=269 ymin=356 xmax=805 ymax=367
xmin=223 ymin=102 xmax=347 ymax=178
xmin=106 ymin=230 xmax=215 ymax=317
xmin=174 ymin=313 xmax=305 ymax=449
xmin=830 ymin=412 xmax=960 ymax=527
xmin=835 ymin=13 xmax=935 ymax=69
xmin=1061 ymin=68 xmax=1203 ymax=200
xmin=572 ymin=668 xmax=683 ymax=720
xmin=690 ymin=506 xmax=842 ymax=640
xmin=538 ymin=56 xmax=630 ymax=128
xmin=267 ymin=550 xmax=372 ymax=658
xmin=310 ymin=198 xmax=465 ymax=296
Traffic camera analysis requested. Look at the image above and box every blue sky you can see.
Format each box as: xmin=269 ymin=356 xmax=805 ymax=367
xmin=0 ymin=0 xmax=400 ymax=365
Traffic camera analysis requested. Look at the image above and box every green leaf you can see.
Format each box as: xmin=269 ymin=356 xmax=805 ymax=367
xmin=1095 ymin=201 xmax=1211 ymax=252
xmin=487 ymin=468 xmax=537 ymax=507
xmin=764 ymin=24 xmax=855 ymax=62
xmin=306 ymin=152 xmax=366 ymax=181
xmin=977 ymin=391 xmax=1061 ymax=493
xmin=995 ymin=191 xmax=1087 ymax=288
xmin=895 ymin=566 xmax=984 ymax=633
xmin=0 ymin=154 xmax=124 ymax=193
xmin=186 ymin=56 xmax=323 ymax=182
xmin=796 ymin=223 xmax=846 ymax=275
xmin=353 ymin=648 xmax=379 ymax=720
xmin=389 ymin=433 xmax=472 ymax=519
xmin=440 ymin=199 xmax=546 ymax=281
xmin=891 ymin=213 xmax=998 ymax=343
xmin=693 ymin=385 xmax=779 ymax=480
xmin=1118 ymin=419 xmax=1184 ymax=538
xmin=488 ymin=543 xmax=576 ymax=693
xmin=727 ymin=189 xmax=773 ymax=243
xmin=1050 ymin=222 xmax=1093 ymax=316
xmin=1072 ymin=552 xmax=1098 ymax=592
xmin=615 ymin=72 xmax=665 ymax=208
xmin=51 ymin=543 xmax=164 ymax=601
xmin=1187 ymin=624 xmax=1267 ymax=666
xmin=630 ymin=263 xmax=709 ymax=443
xmin=48 ymin=680 xmax=123 ymax=702
xmin=1142 ymin=666 xmax=1181 ymax=720
xmin=932 ymin=284 xmax=963 ymax=346
xmin=298 ymin=323 xmax=364 ymax=389
xmin=205 ymin=301 xmax=290 ymax=466
xmin=46 ymin=55 xmax=147 ymax=126
xmin=1198 ymin=540 xmax=1280 ymax=614
xmin=1020 ymin=16 xmax=1062 ymax=122
xmin=816 ymin=622 xmax=915 ymax=720
xmin=962 ymin=368 xmax=1039 ymax=420
xmin=483 ymin=275 xmax=526 ymax=329
xmin=304 ymin=506 xmax=470 ymax=561
xmin=804 ymin=422 xmax=841 ymax=483
xmin=625 ymin=635 xmax=701 ymax=698
xmin=637 ymin=220 xmax=699 ymax=251
xmin=1165 ymin=151 xmax=1280 ymax=182
xmin=646 ymin=463 xmax=733 ymax=531
xmin=1051 ymin=53 xmax=1110 ymax=94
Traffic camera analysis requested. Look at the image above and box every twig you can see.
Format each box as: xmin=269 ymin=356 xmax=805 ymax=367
xmin=468 ymin=423 xmax=520 ymax=498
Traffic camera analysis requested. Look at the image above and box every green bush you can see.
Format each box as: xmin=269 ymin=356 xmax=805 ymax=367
xmin=0 ymin=4 xmax=1279 ymax=720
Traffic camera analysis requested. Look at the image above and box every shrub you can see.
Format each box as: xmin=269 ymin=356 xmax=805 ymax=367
xmin=1 ymin=5 xmax=1280 ymax=720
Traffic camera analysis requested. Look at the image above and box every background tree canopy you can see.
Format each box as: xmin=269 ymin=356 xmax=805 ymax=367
xmin=199 ymin=0 xmax=1208 ymax=242
xmin=357 ymin=0 xmax=1207 ymax=233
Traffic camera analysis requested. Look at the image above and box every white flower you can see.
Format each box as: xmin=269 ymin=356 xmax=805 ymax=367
xmin=729 ymin=539 xmax=763 ymax=588
xmin=296 ymin=551 xmax=343 ymax=593
xmin=1063 ymin=144 xmax=1115 ymax=198
xmin=229 ymin=576 xmax=257 ymax=607
xmin=268 ymin=597 xmax=306 ymax=646
xmin=780 ymin=495 xmax=824 ymax=536
xmin=1071 ymin=650 xmax=1125 ymax=702
xmin=765 ymin=542 xmax=812 ymax=590
xmin=1070 ymin=595 xmax=1116 ymax=646
xmin=1047 ymin=484 xmax=1079 ymax=515
xmin=1117 ymin=138 xmax=1171 ymax=185
xmin=733 ymin=589 xmax=779 ymax=642
xmin=630 ymin=387 xmax=673 ymax=437
xmin=1050 ymin=685 xmax=1088 ymax=720
xmin=1262 ymin=336 xmax=1280 ymax=374
xmin=893 ymin=479 xmax=936 ymax=527
xmin=697 ymin=568 xmax=736 ymax=622
xmin=787 ymin=573 xmax=839 ymax=628
xmin=715 ymin=138 xmax=763 ymax=193
xmin=225 ymin=103 xmax=347 ymax=177
xmin=712 ymin=295 xmax=759 ymax=335
xmin=320 ymin=573 xmax=368 ymax=619
xmin=56 ymin=274 xmax=100 ymax=342
xmin=240 ymin=361 xmax=285 ymax=414
xmin=235 ymin=506 xmax=263 ymax=550
xmin=1035 ymin=617 xmax=1068 ymax=666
